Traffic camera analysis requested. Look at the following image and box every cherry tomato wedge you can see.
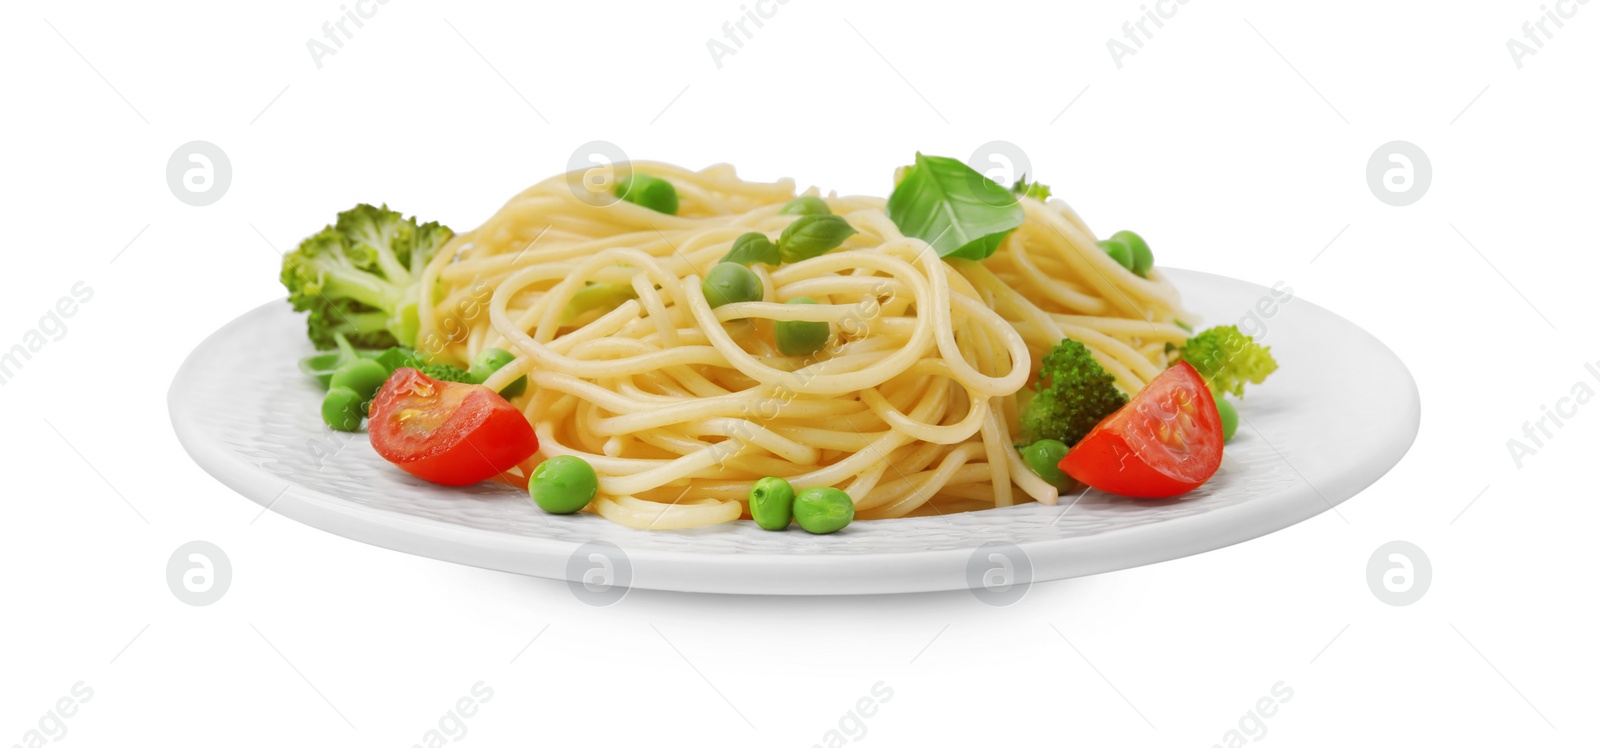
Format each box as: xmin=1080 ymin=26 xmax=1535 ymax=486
xmin=368 ymin=367 xmax=538 ymax=486
xmin=1058 ymin=361 xmax=1223 ymax=499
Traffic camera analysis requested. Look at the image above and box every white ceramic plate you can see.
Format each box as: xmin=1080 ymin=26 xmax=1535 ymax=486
xmin=169 ymin=269 xmax=1418 ymax=595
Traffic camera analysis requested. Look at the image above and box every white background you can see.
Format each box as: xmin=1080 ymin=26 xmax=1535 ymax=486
xmin=2 ymin=0 xmax=1596 ymax=745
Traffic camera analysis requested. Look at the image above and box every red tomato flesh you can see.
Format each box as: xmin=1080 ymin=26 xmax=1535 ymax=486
xmin=1058 ymin=361 xmax=1223 ymax=499
xmin=368 ymin=368 xmax=539 ymax=486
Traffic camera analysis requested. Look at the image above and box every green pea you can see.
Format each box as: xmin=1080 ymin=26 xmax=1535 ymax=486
xmin=469 ymin=347 xmax=527 ymax=398
xmin=1112 ymin=230 xmax=1154 ymax=277
xmin=529 ymin=455 xmax=599 ymax=514
xmin=1020 ymin=439 xmax=1071 ymax=491
xmin=322 ymin=386 xmax=365 ymax=432
xmin=701 ymin=262 xmax=762 ymax=309
xmin=792 ymin=486 xmax=854 ymax=534
xmin=748 ymin=476 xmax=795 ymax=530
xmin=1098 ymin=238 xmax=1135 ymax=272
xmin=329 ymin=358 xmax=390 ymax=401
xmin=1214 ymin=392 xmax=1238 ymax=443
xmin=778 ymin=196 xmax=832 ymax=216
xmin=774 ymin=297 xmax=831 ymax=356
xmin=615 ymin=172 xmax=679 ymax=215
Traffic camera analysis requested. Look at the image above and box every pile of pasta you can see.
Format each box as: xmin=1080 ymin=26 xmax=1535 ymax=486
xmin=416 ymin=162 xmax=1194 ymax=529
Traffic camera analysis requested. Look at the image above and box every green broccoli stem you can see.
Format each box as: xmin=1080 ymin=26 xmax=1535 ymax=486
xmin=318 ymin=270 xmax=408 ymax=316
xmin=332 ymin=332 xmax=357 ymax=361
xmin=388 ymin=302 xmax=420 ymax=348
xmin=333 ymin=309 xmax=391 ymax=335
xmin=367 ymin=245 xmax=414 ymax=294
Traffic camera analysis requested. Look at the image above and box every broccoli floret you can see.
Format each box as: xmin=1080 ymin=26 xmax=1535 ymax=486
xmin=1180 ymin=325 xmax=1279 ymax=397
xmin=1017 ymin=338 xmax=1128 ymax=447
xmin=1011 ymin=176 xmax=1051 ymax=202
xmin=279 ymin=204 xmax=453 ymax=350
xmin=419 ymin=363 xmax=473 ymax=383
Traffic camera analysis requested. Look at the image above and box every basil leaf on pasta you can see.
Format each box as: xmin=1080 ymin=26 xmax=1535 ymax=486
xmin=886 ymin=153 xmax=1024 ymax=261
xmin=777 ymin=214 xmax=857 ymax=264
xmin=721 ymin=232 xmax=780 ymax=266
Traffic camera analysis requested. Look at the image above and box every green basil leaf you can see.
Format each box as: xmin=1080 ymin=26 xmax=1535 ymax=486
xmin=886 ymin=153 xmax=1024 ymax=260
xmin=777 ymin=214 xmax=857 ymax=264
xmin=778 ymin=196 xmax=832 ymax=216
xmin=720 ymin=232 xmax=780 ymax=266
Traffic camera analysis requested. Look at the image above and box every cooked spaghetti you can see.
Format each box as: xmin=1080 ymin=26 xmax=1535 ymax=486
xmin=412 ymin=161 xmax=1195 ymax=529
